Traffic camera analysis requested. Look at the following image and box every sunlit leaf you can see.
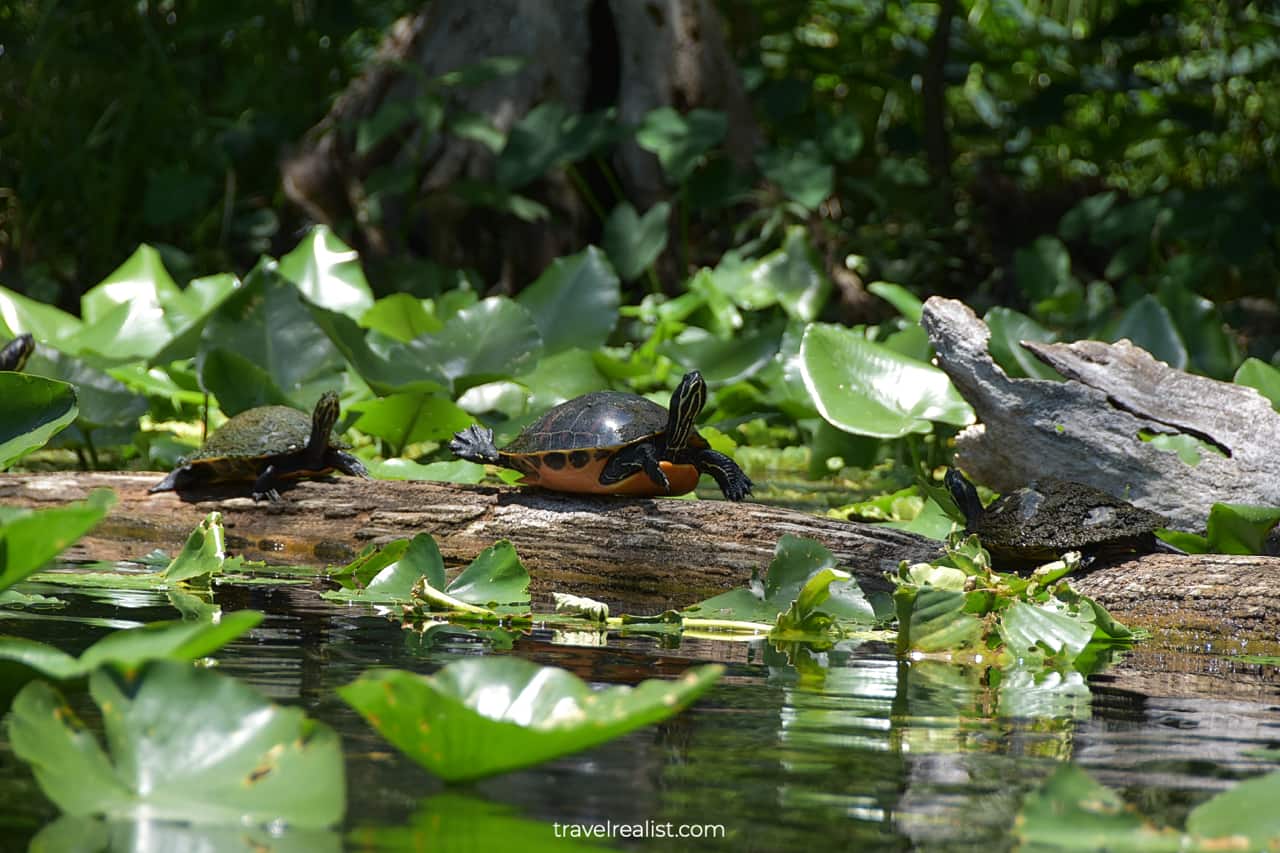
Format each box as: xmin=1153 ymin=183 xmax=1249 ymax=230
xmin=163 ymin=512 xmax=228 ymax=583
xmin=893 ymin=586 xmax=984 ymax=653
xmin=359 ymin=293 xmax=442 ymax=342
xmin=984 ymin=307 xmax=1062 ymax=380
xmin=278 ymin=226 xmax=374 ymax=318
xmin=366 ymin=458 xmax=487 ymax=483
xmin=999 ymin=600 xmax=1095 ymax=660
xmin=1234 ymin=357 xmax=1280 ymax=411
xmin=800 ymin=323 xmax=973 ymax=438
xmin=0 ymin=374 xmax=78 ymax=470
xmin=750 ymin=227 xmax=830 ymax=322
xmin=0 ymin=490 xmax=116 ymax=592
xmin=340 ymin=659 xmax=721 ymax=782
xmin=440 ymin=540 xmax=529 ymax=606
xmin=1187 ymin=768 xmax=1280 ymax=846
xmin=0 ymin=286 xmax=82 ymax=346
xmin=1015 ymin=764 xmax=1180 ymax=851
xmin=8 ymin=661 xmax=345 ymax=827
xmin=351 ymin=392 xmax=472 ymax=455
xmin=76 ymin=245 xmax=181 ymax=361
xmin=517 ymin=247 xmax=619 ymax=355
xmin=0 ymin=611 xmax=263 ymax=680
xmin=1204 ymin=503 xmax=1280 ymax=555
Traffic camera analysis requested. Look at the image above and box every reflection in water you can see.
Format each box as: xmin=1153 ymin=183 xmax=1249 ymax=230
xmin=0 ymin=566 xmax=1277 ymax=850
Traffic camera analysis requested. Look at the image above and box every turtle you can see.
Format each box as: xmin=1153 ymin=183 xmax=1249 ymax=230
xmin=0 ymin=333 xmax=34 ymax=372
xmin=449 ymin=370 xmax=753 ymax=501
xmin=944 ymin=468 xmax=1182 ymax=568
xmin=149 ymin=391 xmax=368 ymax=501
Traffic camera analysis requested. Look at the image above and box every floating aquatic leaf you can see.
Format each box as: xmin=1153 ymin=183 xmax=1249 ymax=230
xmin=340 ymin=658 xmax=721 ymax=782
xmin=0 ymin=611 xmax=262 ymax=680
xmin=0 ymin=490 xmax=116 ymax=592
xmin=0 ymin=373 xmax=78 ymax=470
xmin=1015 ymin=764 xmax=1180 ymax=850
xmin=8 ymin=661 xmax=345 ymax=827
xmin=162 ymin=511 xmax=228 ymax=582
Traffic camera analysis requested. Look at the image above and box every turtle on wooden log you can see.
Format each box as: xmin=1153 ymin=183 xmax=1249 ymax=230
xmin=921 ymin=297 xmax=1280 ymax=530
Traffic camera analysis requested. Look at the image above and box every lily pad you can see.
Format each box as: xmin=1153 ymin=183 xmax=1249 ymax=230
xmin=683 ymin=535 xmax=874 ymax=626
xmin=0 ymin=610 xmax=263 ymax=680
xmin=278 ymin=226 xmax=374 ymax=318
xmin=0 ymin=489 xmax=116 ymax=591
xmin=8 ymin=661 xmax=345 ymax=827
xmin=603 ymin=202 xmax=670 ymax=281
xmin=339 ymin=658 xmax=722 ymax=782
xmin=30 ymin=816 xmax=340 ymax=853
xmin=163 ymin=511 xmax=231 ymax=582
xmin=517 ymin=247 xmax=619 ymax=355
xmin=0 ymin=373 xmax=78 ymax=470
xmin=800 ymin=322 xmax=973 ymax=438
xmin=350 ymin=392 xmax=473 ymax=456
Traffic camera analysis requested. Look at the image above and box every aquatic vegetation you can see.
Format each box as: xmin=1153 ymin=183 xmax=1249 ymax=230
xmin=340 ymin=657 xmax=722 ymax=782
xmin=0 ymin=489 xmax=116 ymax=593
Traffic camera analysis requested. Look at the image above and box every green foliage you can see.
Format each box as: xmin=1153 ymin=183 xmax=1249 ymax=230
xmin=1017 ymin=764 xmax=1280 ymax=851
xmin=892 ymin=534 xmax=1131 ymax=665
xmin=8 ymin=662 xmax=345 ymax=828
xmin=339 ymin=658 xmax=722 ymax=782
xmin=1161 ymin=502 xmax=1280 ymax=555
xmin=0 ymin=490 xmax=116 ymax=592
xmin=0 ymin=374 xmax=78 ymax=469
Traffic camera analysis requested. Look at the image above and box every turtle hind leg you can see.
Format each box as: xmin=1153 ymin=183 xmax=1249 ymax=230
xmin=601 ymin=442 xmax=670 ymax=492
xmin=687 ymin=448 xmax=753 ymax=501
xmin=148 ymin=467 xmax=187 ymax=494
xmin=450 ymin=425 xmax=501 ymax=464
xmin=251 ymin=464 xmax=284 ymax=502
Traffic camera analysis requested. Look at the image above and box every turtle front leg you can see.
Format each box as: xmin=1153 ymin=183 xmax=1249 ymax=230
xmin=681 ymin=448 xmax=753 ymax=501
xmin=251 ymin=465 xmax=284 ymax=502
xmin=600 ymin=442 xmax=670 ymax=492
xmin=332 ymin=450 xmax=370 ymax=479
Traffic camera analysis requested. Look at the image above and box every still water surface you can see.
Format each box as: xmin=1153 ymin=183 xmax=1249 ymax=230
xmin=1 ymin=565 xmax=1278 ymax=850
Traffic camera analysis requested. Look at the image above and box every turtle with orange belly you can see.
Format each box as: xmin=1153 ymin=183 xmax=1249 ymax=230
xmin=449 ymin=371 xmax=752 ymax=501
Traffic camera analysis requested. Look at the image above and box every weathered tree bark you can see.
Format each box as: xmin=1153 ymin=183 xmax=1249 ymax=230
xmin=4 ymin=472 xmax=1279 ymax=637
xmin=922 ymin=296 xmax=1280 ymax=530
xmin=0 ymin=472 xmax=936 ymax=614
xmin=282 ymin=0 xmax=759 ymax=290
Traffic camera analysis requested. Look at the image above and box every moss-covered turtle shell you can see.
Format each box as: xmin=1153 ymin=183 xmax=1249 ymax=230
xmin=946 ymin=469 xmax=1175 ymax=567
xmin=149 ymin=392 xmax=367 ymax=500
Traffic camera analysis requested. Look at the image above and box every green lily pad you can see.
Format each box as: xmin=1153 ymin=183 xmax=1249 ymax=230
xmin=440 ymin=541 xmax=530 ymax=606
xmin=893 ymin=585 xmax=984 ymax=654
xmin=683 ymin=535 xmax=874 ymax=626
xmin=367 ymin=458 xmax=487 ymax=483
xmin=359 ymin=293 xmax=442 ymax=342
xmin=800 ymin=322 xmax=973 ymax=438
xmin=30 ymin=816 xmax=340 ymax=853
xmin=8 ymin=661 xmax=345 ymax=828
xmin=350 ymin=392 xmax=473 ymax=456
xmin=999 ymin=599 xmax=1096 ymax=660
xmin=163 ymin=512 xmax=233 ymax=582
xmin=1234 ymin=357 xmax=1280 ymax=410
xmin=278 ymin=226 xmax=374 ymax=318
xmin=0 ymin=373 xmax=78 ymax=470
xmin=0 ymin=489 xmax=116 ymax=592
xmin=517 ymin=247 xmax=619 ymax=355
xmin=1186 ymin=768 xmax=1280 ymax=848
xmin=339 ymin=658 xmax=722 ymax=782
xmin=750 ymin=227 xmax=831 ymax=322
xmin=603 ymin=202 xmax=670 ymax=281
xmin=0 ymin=610 xmax=263 ymax=679
xmin=75 ymin=245 xmax=182 ymax=361
xmin=635 ymin=107 xmax=727 ymax=184
xmin=1015 ymin=764 xmax=1180 ymax=850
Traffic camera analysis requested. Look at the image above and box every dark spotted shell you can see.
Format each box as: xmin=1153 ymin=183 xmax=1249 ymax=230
xmin=504 ymin=391 xmax=679 ymax=454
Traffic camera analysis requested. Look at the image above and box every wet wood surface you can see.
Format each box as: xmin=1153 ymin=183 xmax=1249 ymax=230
xmin=4 ymin=472 xmax=1279 ymax=638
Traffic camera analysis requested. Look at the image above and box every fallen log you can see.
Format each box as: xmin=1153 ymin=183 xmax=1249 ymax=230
xmin=921 ymin=296 xmax=1280 ymax=530
xmin=0 ymin=472 xmax=940 ymax=613
xmin=5 ymin=472 xmax=1278 ymax=637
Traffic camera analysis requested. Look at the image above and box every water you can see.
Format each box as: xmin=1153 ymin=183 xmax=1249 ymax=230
xmin=1 ymin=565 xmax=1278 ymax=850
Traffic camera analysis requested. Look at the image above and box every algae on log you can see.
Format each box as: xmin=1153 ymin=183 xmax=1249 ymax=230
xmin=0 ymin=472 xmax=938 ymax=613
xmin=921 ymin=296 xmax=1280 ymax=530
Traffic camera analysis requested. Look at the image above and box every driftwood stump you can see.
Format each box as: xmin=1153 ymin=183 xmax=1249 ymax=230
xmin=921 ymin=296 xmax=1280 ymax=530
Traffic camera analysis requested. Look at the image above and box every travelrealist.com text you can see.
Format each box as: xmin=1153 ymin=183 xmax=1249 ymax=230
xmin=553 ymin=820 xmax=727 ymax=840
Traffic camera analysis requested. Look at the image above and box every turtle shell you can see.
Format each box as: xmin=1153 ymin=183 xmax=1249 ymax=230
xmin=500 ymin=390 xmax=706 ymax=495
xmin=973 ymin=479 xmax=1168 ymax=564
xmin=182 ymin=405 xmax=346 ymax=481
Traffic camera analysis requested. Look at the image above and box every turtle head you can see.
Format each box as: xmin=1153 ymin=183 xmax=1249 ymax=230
xmin=0 ymin=333 xmax=34 ymax=372
xmin=308 ymin=391 xmax=341 ymax=454
xmin=944 ymin=468 xmax=984 ymax=529
xmin=666 ymin=371 xmax=707 ymax=452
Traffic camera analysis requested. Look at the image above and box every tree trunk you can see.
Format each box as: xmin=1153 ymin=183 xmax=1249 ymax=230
xmin=282 ymin=0 xmax=759 ymax=291
xmin=4 ymin=472 xmax=1279 ymax=637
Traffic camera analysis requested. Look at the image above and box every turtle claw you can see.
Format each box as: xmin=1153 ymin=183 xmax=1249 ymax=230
xmin=450 ymin=425 xmax=501 ymax=465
